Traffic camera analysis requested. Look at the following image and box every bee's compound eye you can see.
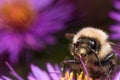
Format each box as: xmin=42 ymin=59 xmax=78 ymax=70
xmin=89 ymin=40 xmax=97 ymax=50
xmin=89 ymin=40 xmax=95 ymax=46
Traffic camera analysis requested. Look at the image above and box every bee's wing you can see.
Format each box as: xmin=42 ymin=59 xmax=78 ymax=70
xmin=110 ymin=42 xmax=120 ymax=57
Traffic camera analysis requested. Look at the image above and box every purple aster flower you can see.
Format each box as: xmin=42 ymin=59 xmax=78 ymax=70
xmin=28 ymin=63 xmax=93 ymax=80
xmin=6 ymin=62 xmax=120 ymax=80
xmin=108 ymin=1 xmax=120 ymax=80
xmin=4 ymin=62 xmax=61 ymax=80
xmin=28 ymin=63 xmax=61 ymax=80
xmin=0 ymin=0 xmax=74 ymax=63
xmin=0 ymin=62 xmax=24 ymax=80
xmin=109 ymin=0 xmax=120 ymax=40
xmin=1 ymin=62 xmax=67 ymax=80
xmin=109 ymin=0 xmax=120 ymax=57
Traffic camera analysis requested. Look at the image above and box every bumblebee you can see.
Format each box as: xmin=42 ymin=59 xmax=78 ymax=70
xmin=62 ymin=27 xmax=119 ymax=80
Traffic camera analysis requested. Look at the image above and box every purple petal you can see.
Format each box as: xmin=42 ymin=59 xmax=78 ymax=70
xmin=110 ymin=25 xmax=120 ymax=39
xmin=2 ymin=33 xmax=23 ymax=63
xmin=0 ymin=42 xmax=7 ymax=54
xmin=110 ymin=25 xmax=120 ymax=31
xmin=113 ymin=72 xmax=120 ymax=80
xmin=43 ymin=36 xmax=56 ymax=45
xmin=27 ymin=73 xmax=36 ymax=80
xmin=29 ymin=0 xmax=53 ymax=10
xmin=30 ymin=64 xmax=50 ymax=80
xmin=46 ymin=63 xmax=59 ymax=80
xmin=1 ymin=76 xmax=12 ymax=80
xmin=54 ymin=64 xmax=61 ymax=77
xmin=54 ymin=64 xmax=61 ymax=73
xmin=5 ymin=62 xmax=23 ymax=80
xmin=32 ymin=18 xmax=64 ymax=32
xmin=0 ymin=32 xmax=23 ymax=63
xmin=24 ymin=33 xmax=44 ymax=50
xmin=31 ymin=0 xmax=73 ymax=35
xmin=32 ymin=22 xmax=64 ymax=36
xmin=0 ymin=0 xmax=4 ymax=7
xmin=110 ymin=34 xmax=120 ymax=39
xmin=0 ymin=0 xmax=12 ymax=5
xmin=109 ymin=11 xmax=120 ymax=22
xmin=40 ymin=2 xmax=73 ymax=21
xmin=113 ymin=1 xmax=120 ymax=10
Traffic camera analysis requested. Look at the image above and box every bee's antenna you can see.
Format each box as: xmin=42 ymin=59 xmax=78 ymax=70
xmin=93 ymin=52 xmax=102 ymax=67
xmin=61 ymin=61 xmax=66 ymax=77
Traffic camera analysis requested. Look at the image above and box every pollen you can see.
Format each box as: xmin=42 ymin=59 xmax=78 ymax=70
xmin=0 ymin=1 xmax=35 ymax=30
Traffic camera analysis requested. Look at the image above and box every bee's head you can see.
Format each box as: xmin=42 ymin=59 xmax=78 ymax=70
xmin=70 ymin=27 xmax=112 ymax=60
xmin=71 ymin=37 xmax=100 ymax=57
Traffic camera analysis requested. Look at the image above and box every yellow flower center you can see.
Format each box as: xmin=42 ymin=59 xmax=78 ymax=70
xmin=0 ymin=1 xmax=35 ymax=30
xmin=60 ymin=71 xmax=93 ymax=80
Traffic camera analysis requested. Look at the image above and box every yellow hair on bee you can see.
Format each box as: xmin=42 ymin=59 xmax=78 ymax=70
xmin=73 ymin=27 xmax=108 ymax=44
xmin=99 ymin=42 xmax=112 ymax=60
xmin=73 ymin=27 xmax=112 ymax=60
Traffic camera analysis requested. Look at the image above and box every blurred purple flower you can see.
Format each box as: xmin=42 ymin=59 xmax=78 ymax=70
xmin=0 ymin=0 xmax=74 ymax=63
xmin=109 ymin=0 xmax=120 ymax=57
xmin=28 ymin=63 xmax=61 ymax=80
xmin=109 ymin=1 xmax=120 ymax=80
xmin=109 ymin=0 xmax=120 ymax=40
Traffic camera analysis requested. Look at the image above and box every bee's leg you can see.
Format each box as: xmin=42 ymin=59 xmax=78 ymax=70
xmin=108 ymin=61 xmax=114 ymax=74
xmin=61 ymin=59 xmax=79 ymax=77
xmin=101 ymin=53 xmax=115 ymax=80
xmin=102 ymin=52 xmax=114 ymax=63
xmin=103 ymin=60 xmax=115 ymax=80
xmin=61 ymin=61 xmax=65 ymax=77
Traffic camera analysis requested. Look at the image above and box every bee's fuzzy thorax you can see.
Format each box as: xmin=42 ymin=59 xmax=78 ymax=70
xmin=98 ymin=42 xmax=112 ymax=60
xmin=73 ymin=27 xmax=108 ymax=45
xmin=73 ymin=27 xmax=112 ymax=59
